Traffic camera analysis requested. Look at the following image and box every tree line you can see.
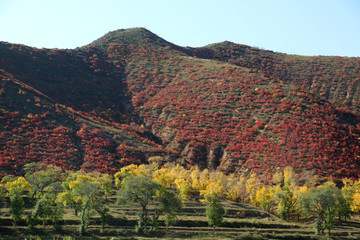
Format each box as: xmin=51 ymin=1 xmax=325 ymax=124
xmin=1 ymin=157 xmax=360 ymax=236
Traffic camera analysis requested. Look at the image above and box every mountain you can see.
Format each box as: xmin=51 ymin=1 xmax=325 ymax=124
xmin=0 ymin=28 xmax=359 ymax=180
xmin=203 ymin=41 xmax=360 ymax=114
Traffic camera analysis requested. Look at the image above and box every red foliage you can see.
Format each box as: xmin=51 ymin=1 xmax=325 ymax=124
xmin=1 ymin=31 xmax=360 ymax=180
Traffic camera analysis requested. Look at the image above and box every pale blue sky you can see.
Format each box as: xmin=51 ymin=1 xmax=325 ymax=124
xmin=1 ymin=0 xmax=360 ymax=57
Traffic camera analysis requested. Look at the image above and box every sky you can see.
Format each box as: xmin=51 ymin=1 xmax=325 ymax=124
xmin=1 ymin=0 xmax=360 ymax=57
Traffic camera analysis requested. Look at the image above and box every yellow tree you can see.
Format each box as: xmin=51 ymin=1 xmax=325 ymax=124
xmin=283 ymin=166 xmax=296 ymax=186
xmin=275 ymin=166 xmax=298 ymax=220
xmin=246 ymin=174 xmax=260 ymax=206
xmin=4 ymin=177 xmax=32 ymax=226
xmin=256 ymin=185 xmax=280 ymax=213
xmin=223 ymin=174 xmax=246 ymax=202
xmin=200 ymin=181 xmax=223 ymax=197
xmin=114 ymin=164 xmax=139 ymax=187
xmin=170 ymin=164 xmax=194 ymax=201
xmin=338 ymin=178 xmax=355 ymax=221
xmin=5 ymin=177 xmax=32 ymax=196
xmin=351 ymin=193 xmax=360 ymax=213
xmin=153 ymin=167 xmax=175 ymax=187
xmin=189 ymin=166 xmax=205 ymax=195
xmin=135 ymin=163 xmax=158 ymax=178
xmin=199 ymin=170 xmax=229 ymax=198
xmin=256 ymin=186 xmax=271 ymax=212
xmin=350 ymin=179 xmax=360 ymax=213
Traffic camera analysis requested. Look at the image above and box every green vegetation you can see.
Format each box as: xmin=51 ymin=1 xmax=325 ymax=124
xmin=117 ymin=175 xmax=160 ymax=233
xmin=297 ymin=183 xmax=343 ymax=235
xmin=205 ymin=194 xmax=224 ymax=232
xmin=0 ymin=163 xmax=359 ymax=239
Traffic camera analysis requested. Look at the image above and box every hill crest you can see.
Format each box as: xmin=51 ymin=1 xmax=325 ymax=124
xmin=0 ymin=28 xmax=360 ymax=180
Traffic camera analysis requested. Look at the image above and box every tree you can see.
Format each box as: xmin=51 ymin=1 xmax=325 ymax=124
xmin=277 ymin=185 xmax=296 ymax=220
xmin=94 ymin=203 xmax=109 ymax=234
xmin=0 ymin=185 xmax=6 ymax=215
xmin=57 ymin=173 xmax=103 ymax=235
xmin=200 ymin=181 xmax=223 ymax=197
xmin=274 ymin=167 xmax=297 ymax=220
xmin=336 ymin=193 xmax=351 ymax=223
xmin=87 ymin=172 xmax=113 ymax=200
xmin=57 ymin=173 xmax=99 ymax=216
xmin=351 ymin=193 xmax=360 ymax=213
xmin=295 ymin=186 xmax=311 ymax=220
xmin=205 ymin=194 xmax=224 ymax=233
xmin=74 ymin=182 xmax=101 ymax=236
xmin=150 ymin=187 xmax=182 ymax=232
xmin=246 ymin=174 xmax=260 ymax=206
xmin=223 ymin=174 xmax=246 ymax=202
xmin=4 ymin=176 xmax=32 ymax=196
xmin=24 ymin=163 xmax=64 ymax=199
xmin=153 ymin=167 xmax=175 ymax=187
xmin=29 ymin=192 xmax=64 ymax=230
xmin=296 ymin=187 xmax=313 ymax=220
xmin=172 ymin=164 xmax=195 ymax=202
xmin=4 ymin=177 xmax=32 ymax=226
xmin=114 ymin=164 xmax=139 ymax=188
xmin=190 ymin=166 xmax=208 ymax=195
xmin=342 ymin=178 xmax=358 ymax=219
xmin=9 ymin=193 xmax=24 ymax=227
xmin=297 ymin=182 xmax=341 ymax=235
xmin=255 ymin=185 xmax=277 ymax=213
xmin=57 ymin=175 xmax=80 ymax=216
xmin=117 ymin=175 xmax=161 ymax=233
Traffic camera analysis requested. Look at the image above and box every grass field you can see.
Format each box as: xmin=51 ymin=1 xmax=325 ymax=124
xmin=1 ymin=195 xmax=360 ymax=240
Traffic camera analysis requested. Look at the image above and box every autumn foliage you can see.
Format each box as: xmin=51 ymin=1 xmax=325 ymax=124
xmin=0 ymin=28 xmax=360 ymax=180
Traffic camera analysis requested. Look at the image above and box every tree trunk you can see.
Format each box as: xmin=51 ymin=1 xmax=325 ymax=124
xmin=79 ymin=224 xmax=85 ymax=236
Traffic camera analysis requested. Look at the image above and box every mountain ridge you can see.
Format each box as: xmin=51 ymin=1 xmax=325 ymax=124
xmin=0 ymin=28 xmax=359 ymax=180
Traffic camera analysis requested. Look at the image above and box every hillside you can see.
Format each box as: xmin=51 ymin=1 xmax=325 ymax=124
xmin=0 ymin=28 xmax=360 ymax=179
xmin=0 ymin=39 xmax=171 ymax=177
xmin=197 ymin=41 xmax=360 ymax=114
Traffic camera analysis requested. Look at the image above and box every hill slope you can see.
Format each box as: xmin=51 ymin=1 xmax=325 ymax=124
xmin=0 ymin=28 xmax=360 ymax=179
xmin=197 ymin=41 xmax=360 ymax=114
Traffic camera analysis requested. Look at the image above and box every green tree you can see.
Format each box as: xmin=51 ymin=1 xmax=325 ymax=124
xmin=336 ymin=193 xmax=351 ymax=223
xmin=296 ymin=189 xmax=313 ymax=220
xmin=57 ymin=173 xmax=98 ymax=217
xmin=9 ymin=193 xmax=24 ymax=227
xmin=340 ymin=178 xmax=355 ymax=222
xmin=94 ymin=202 xmax=109 ymax=234
xmin=297 ymin=183 xmax=341 ymax=235
xmin=150 ymin=187 xmax=182 ymax=232
xmin=57 ymin=173 xmax=103 ymax=235
xmin=277 ymin=185 xmax=296 ymax=220
xmin=29 ymin=192 xmax=64 ymax=230
xmin=0 ymin=185 xmax=6 ymax=214
xmin=73 ymin=181 xmax=101 ymax=236
xmin=79 ymin=183 xmax=98 ymax=234
xmin=117 ymin=175 xmax=161 ymax=233
xmin=98 ymin=174 xmax=113 ymax=200
xmin=205 ymin=194 xmax=224 ymax=233
xmin=24 ymin=163 xmax=64 ymax=199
